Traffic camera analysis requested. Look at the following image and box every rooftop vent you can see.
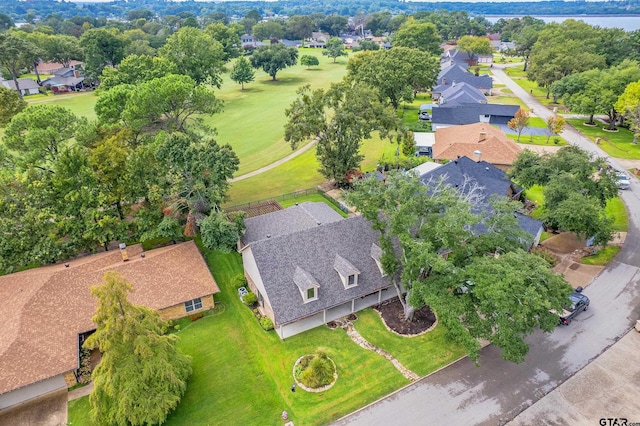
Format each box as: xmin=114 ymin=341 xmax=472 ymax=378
xmin=119 ymin=243 xmax=129 ymax=262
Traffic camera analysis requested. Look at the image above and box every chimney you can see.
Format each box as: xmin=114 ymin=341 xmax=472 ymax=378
xmin=452 ymin=80 xmax=456 ymax=87
xmin=442 ymin=77 xmax=446 ymax=85
xmin=119 ymin=243 xmax=129 ymax=262
xmin=479 ymin=132 xmax=487 ymax=142
xmin=74 ymin=70 xmax=79 ymax=78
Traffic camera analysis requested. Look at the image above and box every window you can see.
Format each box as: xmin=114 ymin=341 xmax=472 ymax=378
xmin=307 ymin=288 xmax=316 ymax=300
xmin=185 ymin=297 xmax=203 ymax=313
xmin=348 ymin=274 xmax=355 ymax=286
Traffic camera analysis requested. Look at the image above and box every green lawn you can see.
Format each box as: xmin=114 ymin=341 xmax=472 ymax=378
xmin=27 ymin=91 xmax=99 ymax=121
xmin=399 ymin=94 xmax=433 ymax=132
xmin=73 ymin=242 xmax=469 ymax=425
xmin=488 ymin=94 xmax=528 ymax=110
xmin=279 ymin=193 xmax=349 ymax=218
xmin=508 ymin=134 xmax=568 ymax=146
xmin=498 ymin=66 xmax=559 ymax=108
xmin=605 ymin=196 xmax=628 ymax=232
xmin=566 ymin=119 xmax=640 ymax=160
xmin=225 ymin=133 xmax=401 ymax=206
xmin=205 ymin=49 xmax=349 ymax=176
xmin=581 ymin=245 xmax=621 ymax=265
xmin=353 ymin=309 xmax=466 ymax=377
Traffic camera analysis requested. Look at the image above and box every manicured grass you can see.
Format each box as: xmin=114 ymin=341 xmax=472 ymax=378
xmin=225 ymin=134 xmax=402 ymax=206
xmin=581 ymin=245 xmax=621 ymax=265
xmin=69 ymin=245 xmax=412 ymax=425
xmin=353 ymin=309 xmax=466 ymax=377
xmin=498 ymin=66 xmax=558 ymax=108
xmin=605 ymin=196 xmax=628 ymax=232
xmin=488 ymin=94 xmax=528 ymax=110
xmin=527 ymin=117 xmax=547 ymax=128
xmin=399 ymin=94 xmax=433 ymax=133
xmin=508 ymin=134 xmax=568 ymax=146
xmin=27 ymin=91 xmax=99 ymax=121
xmin=566 ymin=119 xmax=640 ymax=160
xmin=206 ymin=49 xmax=349 ymax=175
xmin=539 ymin=231 xmax=553 ymax=243
xmin=279 ymin=193 xmax=349 ymax=218
xmin=524 ymin=185 xmax=546 ymax=220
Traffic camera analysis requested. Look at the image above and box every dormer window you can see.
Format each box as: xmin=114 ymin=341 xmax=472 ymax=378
xmin=307 ymin=287 xmax=316 ymax=300
xmin=334 ymin=254 xmax=360 ymax=289
xmin=370 ymin=243 xmax=386 ymax=277
xmin=293 ymin=266 xmax=319 ymax=303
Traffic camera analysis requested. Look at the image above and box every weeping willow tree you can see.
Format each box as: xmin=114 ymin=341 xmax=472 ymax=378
xmin=84 ymin=271 xmax=192 ymax=426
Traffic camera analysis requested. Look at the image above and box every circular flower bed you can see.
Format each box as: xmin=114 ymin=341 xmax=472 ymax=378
xmin=293 ymin=350 xmax=337 ymax=392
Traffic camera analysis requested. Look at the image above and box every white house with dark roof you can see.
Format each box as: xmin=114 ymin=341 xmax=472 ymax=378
xmin=0 ymin=77 xmax=40 ymax=96
xmin=240 ymin=202 xmax=396 ymax=339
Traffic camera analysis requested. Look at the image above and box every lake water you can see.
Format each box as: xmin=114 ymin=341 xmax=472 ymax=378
xmin=485 ymin=15 xmax=640 ymax=31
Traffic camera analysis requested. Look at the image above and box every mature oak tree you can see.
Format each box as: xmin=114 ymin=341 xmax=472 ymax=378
xmin=159 ymin=27 xmax=225 ymax=87
xmin=0 ymin=86 xmax=26 ymax=126
xmin=511 ymin=146 xmax=617 ymax=245
xmin=250 ymin=43 xmax=298 ymax=81
xmin=346 ymin=47 xmax=439 ymax=109
xmin=0 ymin=33 xmax=42 ymax=99
xmin=346 ymin=171 xmax=572 ymax=363
xmin=285 ymin=82 xmax=403 ymax=184
xmin=85 ymin=271 xmax=192 ymax=426
xmin=393 ymin=19 xmax=442 ymax=56
xmin=80 ymin=28 xmax=129 ymax=79
xmin=99 ymin=54 xmax=177 ymax=91
xmin=616 ymin=81 xmax=640 ymax=144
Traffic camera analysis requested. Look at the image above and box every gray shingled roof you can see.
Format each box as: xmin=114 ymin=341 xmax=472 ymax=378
xmin=436 ymin=65 xmax=493 ymax=90
xmin=432 ymin=104 xmax=519 ymax=127
xmin=334 ymin=254 xmax=360 ymax=278
xmin=1 ymin=78 xmax=40 ymax=91
xmin=419 ymin=156 xmax=541 ymax=239
xmin=293 ymin=266 xmax=319 ymax=293
xmin=440 ymin=83 xmax=487 ymax=104
xmin=248 ymin=216 xmax=392 ymax=325
xmin=242 ymin=202 xmax=343 ymax=245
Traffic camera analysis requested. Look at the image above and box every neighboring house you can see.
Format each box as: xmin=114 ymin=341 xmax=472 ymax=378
xmin=417 ymin=156 xmax=543 ymax=246
xmin=306 ymin=31 xmax=329 ymax=47
xmin=0 ymin=77 xmax=40 ymax=96
xmin=431 ymin=103 xmax=520 ymax=130
xmin=432 ymin=122 xmax=522 ymax=168
xmin=432 ymin=64 xmax=493 ymax=99
xmin=35 ymin=60 xmax=83 ymax=76
xmin=438 ymin=82 xmax=488 ymax=105
xmin=40 ymin=67 xmax=85 ymax=93
xmin=442 ymin=49 xmax=493 ymax=67
xmin=430 ymin=84 xmax=518 ymax=130
xmin=414 ymin=132 xmax=435 ymax=157
xmin=240 ymin=202 xmax=396 ymax=339
xmin=0 ymin=241 xmax=219 ymax=426
xmin=281 ymin=39 xmax=302 ymax=48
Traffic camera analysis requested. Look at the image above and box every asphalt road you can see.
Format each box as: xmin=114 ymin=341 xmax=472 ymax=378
xmin=332 ymin=65 xmax=640 ymax=426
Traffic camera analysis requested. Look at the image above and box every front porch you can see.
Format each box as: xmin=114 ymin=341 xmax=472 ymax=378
xmin=276 ymin=287 xmax=396 ymax=339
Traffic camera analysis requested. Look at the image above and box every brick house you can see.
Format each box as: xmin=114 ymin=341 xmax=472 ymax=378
xmin=0 ymin=241 xmax=219 ymax=425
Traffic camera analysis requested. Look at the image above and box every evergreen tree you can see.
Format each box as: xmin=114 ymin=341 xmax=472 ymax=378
xmin=84 ymin=272 xmax=192 ymax=426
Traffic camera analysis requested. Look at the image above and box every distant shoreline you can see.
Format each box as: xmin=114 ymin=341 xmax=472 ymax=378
xmin=484 ymin=14 xmax=640 ymax=17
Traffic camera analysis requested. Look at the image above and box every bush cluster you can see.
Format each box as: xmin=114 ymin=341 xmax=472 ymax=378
xmin=297 ymin=349 xmax=335 ymax=389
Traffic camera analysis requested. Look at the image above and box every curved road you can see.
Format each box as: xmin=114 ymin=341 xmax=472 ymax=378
xmin=333 ymin=65 xmax=640 ymax=426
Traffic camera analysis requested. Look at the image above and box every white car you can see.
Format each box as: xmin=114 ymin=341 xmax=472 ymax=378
xmin=615 ymin=171 xmax=631 ymax=190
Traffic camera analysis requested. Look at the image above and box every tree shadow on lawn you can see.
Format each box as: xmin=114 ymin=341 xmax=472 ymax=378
xmin=257 ymin=76 xmax=307 ymax=87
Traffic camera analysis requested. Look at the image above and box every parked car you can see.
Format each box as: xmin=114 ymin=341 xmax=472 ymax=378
xmin=615 ymin=171 xmax=631 ymax=190
xmin=556 ymin=290 xmax=590 ymax=325
xmin=418 ymin=111 xmax=431 ymax=121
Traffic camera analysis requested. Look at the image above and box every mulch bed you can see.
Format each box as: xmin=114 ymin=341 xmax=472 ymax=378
xmin=375 ymin=297 xmax=437 ymax=335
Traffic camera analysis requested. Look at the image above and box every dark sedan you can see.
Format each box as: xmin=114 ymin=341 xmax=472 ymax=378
xmin=557 ymin=291 xmax=590 ymax=325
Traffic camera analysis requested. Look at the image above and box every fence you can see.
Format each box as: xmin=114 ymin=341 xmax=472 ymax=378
xmin=225 ymin=187 xmax=350 ymax=214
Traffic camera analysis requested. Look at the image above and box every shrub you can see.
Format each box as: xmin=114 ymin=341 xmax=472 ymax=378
xmin=299 ymin=350 xmax=334 ymax=389
xmin=242 ymin=292 xmax=257 ymax=306
xmin=531 ymin=247 xmax=558 ymax=266
xmin=190 ymin=312 xmax=204 ymax=321
xmin=234 ymin=274 xmax=248 ymax=290
xmin=259 ymin=316 xmax=274 ymax=331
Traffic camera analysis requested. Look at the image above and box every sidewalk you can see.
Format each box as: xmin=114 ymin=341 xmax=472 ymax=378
xmin=509 ymin=329 xmax=640 ymax=425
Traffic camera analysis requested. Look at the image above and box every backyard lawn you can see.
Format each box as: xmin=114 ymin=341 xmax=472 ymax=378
xmin=69 ymin=242 xmax=466 ymax=425
xmin=508 ymin=134 xmax=568 ymax=146
xmin=566 ymin=119 xmax=640 ymax=160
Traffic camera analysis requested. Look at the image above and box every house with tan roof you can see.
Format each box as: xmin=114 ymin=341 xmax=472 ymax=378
xmin=433 ymin=122 xmax=522 ymax=169
xmin=0 ymin=241 xmax=219 ymax=425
